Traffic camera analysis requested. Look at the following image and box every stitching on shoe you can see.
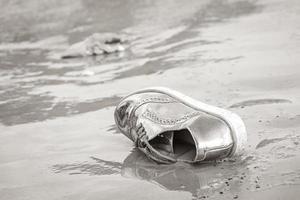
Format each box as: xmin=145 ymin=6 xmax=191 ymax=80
xmin=142 ymin=109 xmax=200 ymax=125
xmin=127 ymin=97 xmax=175 ymax=141
xmin=135 ymin=97 xmax=176 ymax=108
xmin=128 ymin=97 xmax=176 ymax=127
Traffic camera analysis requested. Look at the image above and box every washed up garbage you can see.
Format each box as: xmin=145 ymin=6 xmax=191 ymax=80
xmin=61 ymin=33 xmax=127 ymax=59
xmin=114 ymin=87 xmax=247 ymax=164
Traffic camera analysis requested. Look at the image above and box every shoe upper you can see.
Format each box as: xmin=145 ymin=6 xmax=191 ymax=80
xmin=114 ymin=92 xmax=234 ymax=163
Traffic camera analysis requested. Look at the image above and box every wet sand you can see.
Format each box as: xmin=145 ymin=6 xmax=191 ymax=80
xmin=0 ymin=0 xmax=300 ymax=199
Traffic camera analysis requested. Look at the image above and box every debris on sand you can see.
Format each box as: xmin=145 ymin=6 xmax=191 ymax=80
xmin=61 ymin=33 xmax=127 ymax=59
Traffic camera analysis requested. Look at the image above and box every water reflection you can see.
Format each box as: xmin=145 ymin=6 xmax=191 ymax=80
xmin=0 ymin=0 xmax=261 ymax=43
xmin=53 ymin=148 xmax=249 ymax=198
xmin=0 ymin=0 xmax=261 ymax=126
xmin=0 ymin=93 xmax=121 ymax=125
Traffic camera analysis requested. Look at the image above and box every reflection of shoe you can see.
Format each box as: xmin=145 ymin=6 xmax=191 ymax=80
xmin=121 ymin=149 xmax=227 ymax=196
xmin=114 ymin=87 xmax=247 ymax=164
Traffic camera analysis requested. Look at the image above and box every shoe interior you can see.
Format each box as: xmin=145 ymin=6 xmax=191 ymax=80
xmin=149 ymin=129 xmax=196 ymax=162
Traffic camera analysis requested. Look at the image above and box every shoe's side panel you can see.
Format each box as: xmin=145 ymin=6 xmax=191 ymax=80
xmin=125 ymin=87 xmax=247 ymax=157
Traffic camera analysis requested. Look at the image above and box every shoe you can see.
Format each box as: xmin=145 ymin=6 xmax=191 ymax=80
xmin=114 ymin=87 xmax=247 ymax=164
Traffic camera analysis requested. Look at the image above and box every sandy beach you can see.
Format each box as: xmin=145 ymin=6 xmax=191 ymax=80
xmin=0 ymin=0 xmax=300 ymax=199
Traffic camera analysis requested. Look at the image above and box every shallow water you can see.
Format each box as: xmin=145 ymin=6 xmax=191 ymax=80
xmin=0 ymin=0 xmax=300 ymax=199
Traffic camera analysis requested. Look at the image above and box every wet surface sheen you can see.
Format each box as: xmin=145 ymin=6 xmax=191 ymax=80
xmin=1 ymin=0 xmax=300 ymax=200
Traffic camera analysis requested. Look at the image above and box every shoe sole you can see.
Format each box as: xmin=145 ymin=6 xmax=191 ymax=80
xmin=125 ymin=87 xmax=247 ymax=157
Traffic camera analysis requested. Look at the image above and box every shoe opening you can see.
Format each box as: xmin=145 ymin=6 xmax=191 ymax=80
xmin=149 ymin=129 xmax=196 ymax=162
